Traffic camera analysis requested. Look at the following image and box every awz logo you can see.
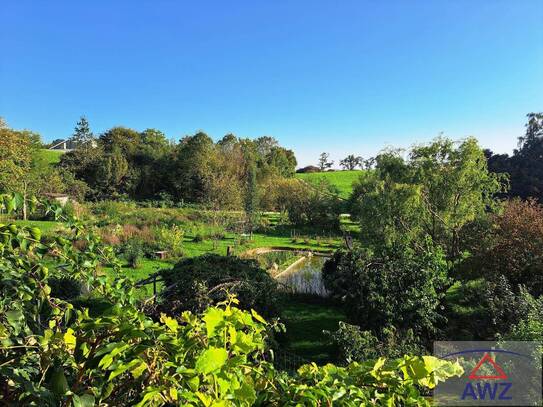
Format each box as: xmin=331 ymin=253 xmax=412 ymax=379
xmin=461 ymin=353 xmax=512 ymax=401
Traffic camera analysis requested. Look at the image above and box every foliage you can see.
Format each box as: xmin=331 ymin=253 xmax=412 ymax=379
xmin=322 ymin=242 xmax=450 ymax=338
xmin=317 ymin=152 xmax=334 ymax=171
xmin=276 ymin=178 xmax=342 ymax=229
xmin=122 ymin=239 xmax=145 ymax=268
xmin=0 ymin=204 xmax=463 ymax=406
xmin=339 ymin=155 xmax=363 ymax=170
xmin=487 ymin=112 xmax=543 ymax=201
xmin=327 ymin=322 xmax=424 ymax=363
xmin=159 ymin=254 xmax=281 ymax=318
xmin=350 ymin=137 xmax=505 ymax=257
xmin=70 ymin=116 xmax=95 ymax=148
xmin=155 ymin=225 xmax=184 ymax=257
xmin=462 ymin=199 xmax=543 ymax=296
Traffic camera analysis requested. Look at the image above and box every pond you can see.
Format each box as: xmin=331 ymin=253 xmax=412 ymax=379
xmin=275 ymin=255 xmax=329 ymax=297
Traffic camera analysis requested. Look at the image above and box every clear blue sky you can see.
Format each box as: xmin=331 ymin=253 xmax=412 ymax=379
xmin=1 ymin=1 xmax=542 ymax=166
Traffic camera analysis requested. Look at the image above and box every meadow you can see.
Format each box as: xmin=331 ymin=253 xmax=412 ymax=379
xmin=295 ymin=169 xmax=362 ymax=199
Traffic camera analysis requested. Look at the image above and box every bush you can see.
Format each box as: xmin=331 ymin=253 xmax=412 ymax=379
xmin=322 ymin=241 xmax=450 ymax=338
xmin=122 ymin=239 xmax=145 ymax=268
xmin=327 ymin=322 xmax=424 ymax=363
xmin=155 ymin=225 xmax=184 ymax=257
xmin=159 ymin=254 xmax=281 ymax=317
xmin=464 ymin=199 xmax=543 ymax=296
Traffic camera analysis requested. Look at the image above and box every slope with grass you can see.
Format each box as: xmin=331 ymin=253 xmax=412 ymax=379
xmin=36 ymin=149 xmax=64 ymax=166
xmin=295 ymin=170 xmax=362 ymax=199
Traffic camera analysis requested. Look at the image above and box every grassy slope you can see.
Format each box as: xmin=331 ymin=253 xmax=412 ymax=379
xmin=295 ymin=170 xmax=362 ymax=199
xmin=37 ymin=149 xmax=64 ymax=165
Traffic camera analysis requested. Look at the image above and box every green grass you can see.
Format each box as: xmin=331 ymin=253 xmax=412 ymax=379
xmin=0 ymin=219 xmax=60 ymax=232
xmin=37 ymin=149 xmax=64 ymax=166
xmin=280 ymin=295 xmax=347 ymax=364
xmin=295 ymin=170 xmax=362 ymax=199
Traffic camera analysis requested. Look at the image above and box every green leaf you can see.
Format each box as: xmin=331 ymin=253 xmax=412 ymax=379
xmin=195 ymin=347 xmax=228 ymax=374
xmin=203 ymin=307 xmax=224 ymax=338
xmin=72 ymin=393 xmax=95 ymax=407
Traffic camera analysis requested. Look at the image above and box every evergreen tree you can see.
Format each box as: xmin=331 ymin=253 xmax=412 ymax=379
xmin=71 ymin=116 xmax=94 ymax=148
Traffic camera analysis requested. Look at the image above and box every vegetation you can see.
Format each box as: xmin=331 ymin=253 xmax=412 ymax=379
xmin=159 ymin=254 xmax=280 ymax=318
xmin=2 ymin=111 xmax=543 ymax=404
xmin=0 ymin=198 xmax=463 ymax=405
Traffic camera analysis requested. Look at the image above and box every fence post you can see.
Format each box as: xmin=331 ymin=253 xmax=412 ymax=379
xmin=153 ymin=275 xmax=157 ymax=302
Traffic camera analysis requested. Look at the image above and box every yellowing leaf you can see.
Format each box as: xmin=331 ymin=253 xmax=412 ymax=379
xmin=63 ymin=328 xmax=76 ymax=350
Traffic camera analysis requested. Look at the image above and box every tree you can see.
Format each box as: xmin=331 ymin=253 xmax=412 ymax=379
xmin=487 ymin=113 xmax=543 ymax=201
xmin=350 ymin=137 xmax=505 ymax=257
xmin=318 ymin=152 xmax=334 ymax=171
xmin=244 ymin=163 xmax=259 ymax=229
xmin=0 ymin=126 xmax=41 ymax=219
xmin=275 ymin=178 xmax=342 ymax=229
xmin=322 ymin=242 xmax=449 ymax=339
xmin=339 ymin=154 xmax=363 ymax=170
xmin=70 ymin=116 xmax=94 ymax=148
xmin=462 ymin=199 xmax=543 ymax=296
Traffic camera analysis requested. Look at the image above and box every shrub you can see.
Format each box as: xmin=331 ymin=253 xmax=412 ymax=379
xmin=155 ymin=225 xmax=184 ymax=257
xmin=122 ymin=239 xmax=145 ymax=268
xmin=464 ymin=199 xmax=543 ymax=296
xmin=159 ymin=254 xmax=280 ymax=317
xmin=322 ymin=241 xmax=450 ymax=338
xmin=327 ymin=322 xmax=424 ymax=363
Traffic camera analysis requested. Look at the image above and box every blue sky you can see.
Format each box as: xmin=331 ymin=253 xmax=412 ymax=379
xmin=1 ymin=1 xmax=542 ymax=166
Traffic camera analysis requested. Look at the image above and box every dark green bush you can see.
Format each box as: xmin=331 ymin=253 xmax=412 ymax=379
xmin=322 ymin=241 xmax=450 ymax=338
xmin=327 ymin=322 xmax=424 ymax=363
xmin=159 ymin=254 xmax=281 ymax=317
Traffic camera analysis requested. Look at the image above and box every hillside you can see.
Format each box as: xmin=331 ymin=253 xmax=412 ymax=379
xmin=295 ymin=170 xmax=362 ymax=199
xmin=36 ymin=149 xmax=64 ymax=166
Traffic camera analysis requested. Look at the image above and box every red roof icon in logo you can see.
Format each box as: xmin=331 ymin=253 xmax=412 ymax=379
xmin=469 ymin=353 xmax=508 ymax=380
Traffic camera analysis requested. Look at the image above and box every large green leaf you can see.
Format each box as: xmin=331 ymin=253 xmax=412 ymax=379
xmin=195 ymin=347 xmax=228 ymax=374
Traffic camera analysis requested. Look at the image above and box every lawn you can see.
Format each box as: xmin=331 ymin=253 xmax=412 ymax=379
xmin=279 ymin=295 xmax=346 ymax=365
xmin=295 ymin=170 xmax=363 ymax=199
xmin=36 ymin=149 xmax=64 ymax=166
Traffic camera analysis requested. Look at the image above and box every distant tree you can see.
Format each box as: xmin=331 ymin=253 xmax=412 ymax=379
xmin=71 ymin=116 xmax=94 ymax=148
xmin=363 ymin=157 xmax=376 ymax=170
xmin=0 ymin=116 xmax=7 ymax=129
xmin=340 ymin=155 xmax=363 ymax=170
xmin=318 ymin=152 xmax=334 ymax=171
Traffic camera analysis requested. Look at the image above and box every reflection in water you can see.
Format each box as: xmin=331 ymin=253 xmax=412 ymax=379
xmin=275 ymin=255 xmax=329 ymax=297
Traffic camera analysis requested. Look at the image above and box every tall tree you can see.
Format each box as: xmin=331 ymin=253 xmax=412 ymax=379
xmin=340 ymin=155 xmax=363 ymax=170
xmin=318 ymin=152 xmax=334 ymax=171
xmin=71 ymin=116 xmax=94 ymax=148
xmin=245 ymin=163 xmax=259 ymax=230
xmin=351 ymin=137 xmax=505 ymax=257
xmin=487 ymin=113 xmax=543 ymax=201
